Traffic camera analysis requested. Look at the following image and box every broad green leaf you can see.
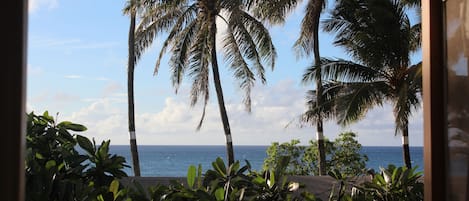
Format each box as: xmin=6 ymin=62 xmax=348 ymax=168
xmin=35 ymin=152 xmax=44 ymax=159
xmin=58 ymin=121 xmax=87 ymax=131
xmin=197 ymin=164 xmax=202 ymax=188
xmin=269 ymin=170 xmax=275 ymax=187
xmin=98 ymin=140 xmax=110 ymax=159
xmin=252 ymin=177 xmax=266 ymax=186
xmin=77 ymin=135 xmax=95 ymax=154
xmin=45 ymin=160 xmax=56 ymax=170
xmin=215 ymin=188 xmax=225 ymax=201
xmin=42 ymin=111 xmax=54 ymax=122
xmin=213 ymin=157 xmax=226 ymax=175
xmin=109 ymin=179 xmax=119 ymax=199
xmin=187 ymin=165 xmax=196 ymax=189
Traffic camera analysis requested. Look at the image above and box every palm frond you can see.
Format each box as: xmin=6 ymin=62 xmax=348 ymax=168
xmin=226 ymin=11 xmax=264 ymax=84
xmin=134 ymin=3 xmax=186 ymax=63
xmin=293 ymin=0 xmax=325 ymax=58
xmin=334 ymin=81 xmax=388 ymax=125
xmin=249 ymin=0 xmax=301 ymax=25
xmin=155 ymin=5 xmax=197 ymax=76
xmin=302 ymin=58 xmax=384 ymax=84
xmin=222 ymin=18 xmax=255 ymax=112
xmin=240 ymin=10 xmax=277 ymax=71
xmin=187 ymin=23 xmax=211 ymax=130
xmin=301 ymin=81 xmax=345 ymax=124
xmin=169 ymin=18 xmax=198 ymax=92
xmin=409 ymin=23 xmax=421 ymax=52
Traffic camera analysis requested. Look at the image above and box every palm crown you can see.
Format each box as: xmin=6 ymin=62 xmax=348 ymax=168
xmin=303 ymin=0 xmax=422 ymax=168
xmin=135 ymin=0 xmax=276 ymax=124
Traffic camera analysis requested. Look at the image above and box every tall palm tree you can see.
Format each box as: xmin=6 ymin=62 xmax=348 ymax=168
xmin=249 ymin=0 xmax=328 ymax=175
xmin=134 ymin=0 xmax=276 ymax=166
xmin=123 ymin=0 xmax=142 ymax=176
xmin=303 ymin=0 xmax=422 ymax=169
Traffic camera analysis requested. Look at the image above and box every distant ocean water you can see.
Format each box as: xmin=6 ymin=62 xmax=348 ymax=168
xmin=109 ymin=146 xmax=423 ymax=177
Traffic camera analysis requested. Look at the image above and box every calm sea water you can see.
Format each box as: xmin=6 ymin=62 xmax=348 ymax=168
xmin=109 ymin=146 xmax=423 ymax=176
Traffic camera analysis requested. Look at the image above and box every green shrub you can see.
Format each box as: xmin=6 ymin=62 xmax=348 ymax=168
xmin=25 ymin=111 xmax=129 ymax=201
xmin=263 ymin=132 xmax=368 ymax=176
xmin=148 ymin=157 xmax=319 ymax=201
xmin=351 ymin=165 xmax=424 ymax=201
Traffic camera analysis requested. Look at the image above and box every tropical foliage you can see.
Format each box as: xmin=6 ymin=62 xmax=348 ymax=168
xmin=302 ymin=0 xmax=422 ymax=168
xmin=263 ymin=132 xmax=368 ymax=176
xmin=25 ymin=112 xmax=129 ymax=201
xmin=147 ymin=157 xmax=318 ymax=201
xmin=134 ymin=0 xmax=276 ymax=165
xmin=351 ymin=165 xmax=424 ymax=201
xmin=249 ymin=0 xmax=329 ymax=176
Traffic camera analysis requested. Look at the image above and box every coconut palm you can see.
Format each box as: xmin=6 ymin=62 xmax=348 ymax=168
xmin=303 ymin=0 xmax=422 ymax=168
xmin=248 ymin=0 xmax=329 ymax=175
xmin=123 ymin=0 xmax=142 ymax=176
xmin=134 ymin=0 xmax=276 ymax=165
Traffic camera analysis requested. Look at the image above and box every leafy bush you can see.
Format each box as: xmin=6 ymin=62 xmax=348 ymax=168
xmin=351 ymin=165 xmax=424 ymax=201
xmin=25 ymin=111 xmax=129 ymax=201
xmin=148 ymin=157 xmax=319 ymax=201
xmin=263 ymin=132 xmax=368 ymax=176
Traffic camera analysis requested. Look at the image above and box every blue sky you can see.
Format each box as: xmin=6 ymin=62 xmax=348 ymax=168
xmin=27 ymin=0 xmax=423 ymax=146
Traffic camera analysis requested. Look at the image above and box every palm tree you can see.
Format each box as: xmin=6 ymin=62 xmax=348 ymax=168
xmin=303 ymin=0 xmax=422 ymax=169
xmin=123 ymin=0 xmax=142 ymax=176
xmin=134 ymin=0 xmax=276 ymax=166
xmin=248 ymin=0 xmax=328 ymax=175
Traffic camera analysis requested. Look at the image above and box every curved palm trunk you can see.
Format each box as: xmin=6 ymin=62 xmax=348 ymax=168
xmin=402 ymin=124 xmax=412 ymax=168
xmin=127 ymin=10 xmax=141 ymax=176
xmin=209 ymin=20 xmax=235 ymax=166
xmin=313 ymin=0 xmax=326 ymax=176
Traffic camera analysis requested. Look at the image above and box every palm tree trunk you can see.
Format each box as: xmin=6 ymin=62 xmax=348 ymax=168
xmin=127 ymin=9 xmax=141 ymax=176
xmin=402 ymin=124 xmax=412 ymax=169
xmin=209 ymin=20 xmax=235 ymax=166
xmin=313 ymin=0 xmax=326 ymax=176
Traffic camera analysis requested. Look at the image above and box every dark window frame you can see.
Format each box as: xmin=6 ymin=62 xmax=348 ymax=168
xmin=3 ymin=1 xmax=448 ymax=200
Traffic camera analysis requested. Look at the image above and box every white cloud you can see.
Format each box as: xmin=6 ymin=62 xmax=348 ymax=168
xmin=61 ymin=79 xmax=423 ymax=146
xmin=29 ymin=37 xmax=118 ymax=53
xmin=27 ymin=64 xmax=44 ymax=77
xmin=64 ymin=75 xmax=82 ymax=79
xmin=29 ymin=0 xmax=58 ymax=13
xmin=102 ymin=82 xmax=124 ymax=96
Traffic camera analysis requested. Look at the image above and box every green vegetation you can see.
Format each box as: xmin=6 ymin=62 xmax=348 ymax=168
xmin=146 ymin=157 xmax=318 ymax=201
xmin=263 ymin=132 xmax=368 ymax=177
xmin=26 ymin=112 xmax=423 ymax=200
xmin=26 ymin=112 xmax=129 ymax=201
xmin=133 ymin=0 xmax=277 ymax=166
xmin=249 ymin=0 xmax=329 ymax=176
xmin=351 ymin=165 xmax=424 ymax=201
xmin=302 ymin=0 xmax=422 ymax=168
xmin=25 ymin=0 xmax=426 ymax=199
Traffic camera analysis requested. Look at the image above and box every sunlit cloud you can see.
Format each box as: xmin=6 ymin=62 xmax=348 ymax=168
xmin=95 ymin=77 xmax=110 ymax=81
xmin=30 ymin=37 xmax=119 ymax=51
xmin=60 ymin=80 xmax=423 ymax=146
xmin=64 ymin=75 xmax=82 ymax=79
xmin=27 ymin=64 xmax=44 ymax=77
xmin=29 ymin=0 xmax=58 ymax=13
xmin=102 ymin=82 xmax=124 ymax=96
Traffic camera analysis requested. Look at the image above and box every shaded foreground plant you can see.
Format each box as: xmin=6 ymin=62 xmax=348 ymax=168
xmin=351 ymin=165 xmax=423 ymax=201
xmin=25 ymin=111 xmax=129 ymax=201
xmin=148 ymin=157 xmax=318 ymax=201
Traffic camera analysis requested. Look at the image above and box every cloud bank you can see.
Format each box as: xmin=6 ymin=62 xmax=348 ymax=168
xmin=48 ymin=79 xmax=424 ymax=146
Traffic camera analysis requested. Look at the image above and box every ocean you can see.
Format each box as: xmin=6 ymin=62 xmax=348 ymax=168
xmin=109 ymin=146 xmax=424 ymax=176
